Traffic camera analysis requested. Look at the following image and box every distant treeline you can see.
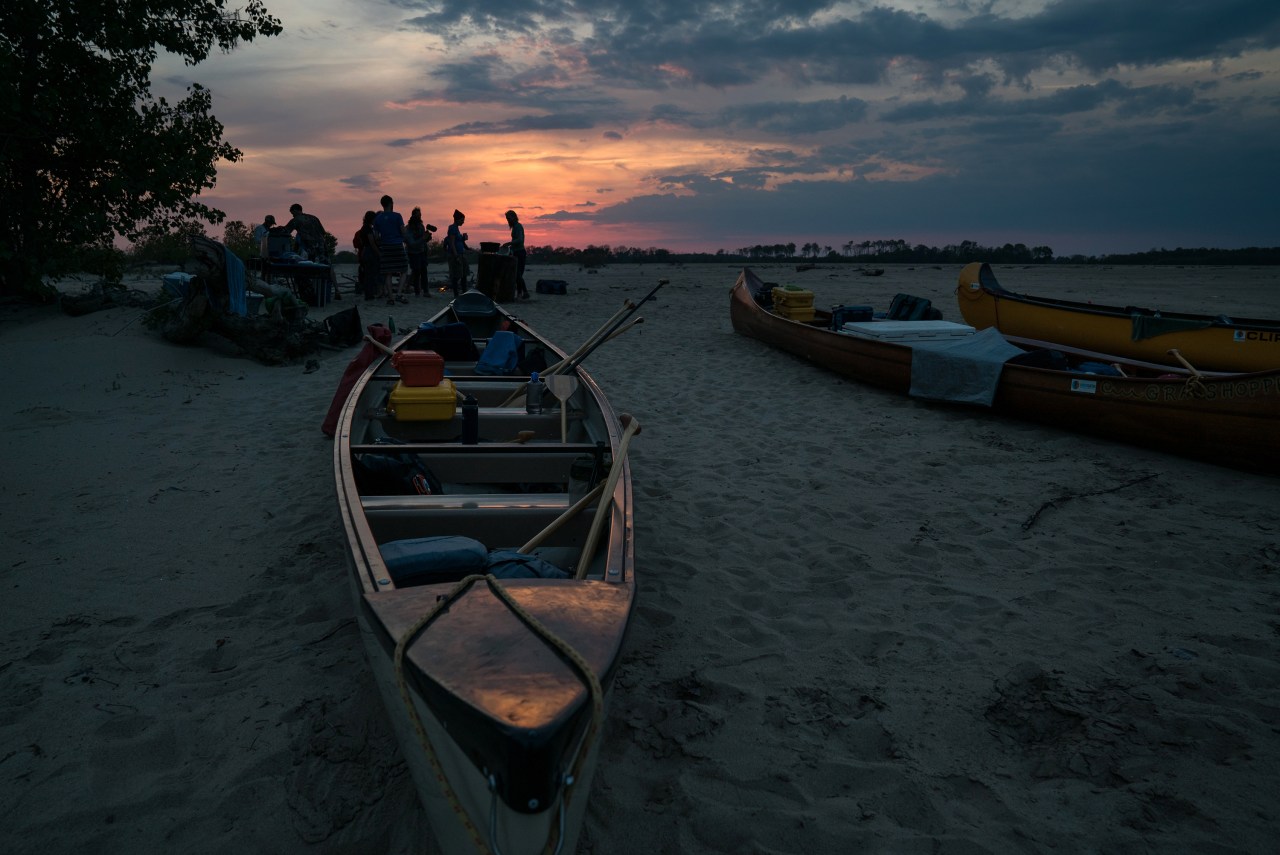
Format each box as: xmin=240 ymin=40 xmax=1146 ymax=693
xmin=124 ymin=225 xmax=1280 ymax=269
xmin=517 ymin=241 xmax=1280 ymax=267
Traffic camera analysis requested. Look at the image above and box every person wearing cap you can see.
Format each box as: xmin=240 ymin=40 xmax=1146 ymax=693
xmin=504 ymin=209 xmax=529 ymax=299
xmin=445 ymin=209 xmax=470 ymax=298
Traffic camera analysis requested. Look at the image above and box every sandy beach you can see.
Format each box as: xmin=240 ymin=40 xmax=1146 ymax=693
xmin=2 ymin=261 xmax=1278 ymax=854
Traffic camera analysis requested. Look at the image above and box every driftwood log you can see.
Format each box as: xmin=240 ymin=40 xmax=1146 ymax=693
xmin=159 ymin=235 xmax=323 ymax=364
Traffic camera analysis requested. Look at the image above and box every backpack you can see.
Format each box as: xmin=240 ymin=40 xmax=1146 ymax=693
xmin=353 ymin=438 xmax=443 ymax=495
xmin=474 ymin=330 xmax=523 ymax=375
xmin=324 ymin=306 xmax=363 ymax=347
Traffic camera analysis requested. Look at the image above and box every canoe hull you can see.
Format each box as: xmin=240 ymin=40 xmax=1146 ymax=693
xmin=956 ymin=262 xmax=1280 ymax=373
xmin=334 ymin=296 xmax=637 ymax=853
xmin=732 ymin=268 xmax=1280 ymax=473
xmin=351 ymin=581 xmax=609 ymax=855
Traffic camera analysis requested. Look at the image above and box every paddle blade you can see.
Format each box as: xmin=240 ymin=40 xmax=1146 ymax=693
xmin=548 ymin=374 xmax=579 ymax=402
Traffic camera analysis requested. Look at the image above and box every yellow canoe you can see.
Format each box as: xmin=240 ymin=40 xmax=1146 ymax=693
xmin=956 ymin=262 xmax=1280 ymax=373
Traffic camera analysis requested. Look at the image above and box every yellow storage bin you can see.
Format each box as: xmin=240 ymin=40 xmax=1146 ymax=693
xmin=388 ymin=379 xmax=457 ymax=421
xmin=772 ymin=287 xmax=814 ymax=308
xmin=775 ymin=305 xmax=815 ymax=322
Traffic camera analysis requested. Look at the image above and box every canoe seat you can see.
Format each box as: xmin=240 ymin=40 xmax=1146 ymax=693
xmin=452 ymin=290 xmax=499 ymax=318
xmin=361 ymin=493 xmax=571 ymax=512
xmin=362 ymin=493 xmax=581 ymax=549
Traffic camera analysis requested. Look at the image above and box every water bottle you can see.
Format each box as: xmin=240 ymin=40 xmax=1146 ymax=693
xmin=462 ymin=395 xmax=478 ymax=444
xmin=525 ymin=371 xmax=545 ymax=414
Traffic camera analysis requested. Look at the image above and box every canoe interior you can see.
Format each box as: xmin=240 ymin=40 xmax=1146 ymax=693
xmin=344 ymin=307 xmax=622 ymax=584
xmin=335 ymin=292 xmax=637 ymax=838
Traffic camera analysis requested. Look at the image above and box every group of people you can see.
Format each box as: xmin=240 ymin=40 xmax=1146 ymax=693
xmin=253 ymin=200 xmax=530 ymax=305
xmin=351 ymin=201 xmax=529 ymax=304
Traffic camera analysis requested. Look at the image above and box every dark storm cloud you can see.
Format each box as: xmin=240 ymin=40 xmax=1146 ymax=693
xmin=644 ymin=97 xmax=867 ymax=134
xmin=716 ymin=97 xmax=870 ymax=134
xmin=394 ymin=52 xmax=623 ymax=114
xmin=401 ymin=0 xmax=1280 ymax=89
xmin=389 ymin=113 xmax=597 ymax=146
xmin=339 ymin=174 xmax=382 ymax=191
xmin=883 ymin=79 xmax=1206 ymax=122
xmin=568 ymin=99 xmax=1280 ymax=253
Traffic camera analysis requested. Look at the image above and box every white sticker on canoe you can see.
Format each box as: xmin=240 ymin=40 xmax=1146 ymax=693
xmin=1070 ymin=379 xmax=1097 ymax=394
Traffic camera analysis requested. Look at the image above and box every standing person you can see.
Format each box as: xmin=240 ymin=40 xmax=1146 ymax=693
xmin=404 ymin=207 xmax=433 ymax=298
xmin=353 ymin=210 xmax=379 ymax=301
xmin=445 ymin=209 xmax=470 ymax=298
xmin=283 ymin=202 xmax=341 ymax=299
xmin=252 ymin=214 xmax=276 ymax=244
xmin=373 ymin=195 xmax=409 ymax=305
xmin=504 ymin=209 xmax=529 ymax=299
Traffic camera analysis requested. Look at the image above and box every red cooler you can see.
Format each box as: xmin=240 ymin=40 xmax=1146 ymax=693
xmin=392 ymin=350 xmax=444 ymax=386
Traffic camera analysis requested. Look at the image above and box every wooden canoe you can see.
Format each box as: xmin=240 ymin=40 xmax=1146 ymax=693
xmin=956 ymin=261 xmax=1280 ymax=373
xmin=731 ymin=267 xmax=1280 ymax=473
xmin=333 ymin=290 xmax=637 ymax=854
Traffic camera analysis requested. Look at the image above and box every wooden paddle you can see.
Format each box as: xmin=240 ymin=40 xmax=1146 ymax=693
xmin=543 ymin=317 xmax=644 ymax=377
xmin=499 ymin=316 xmax=644 ymax=407
xmin=1167 ymin=348 xmax=1210 ymax=396
xmin=576 ymin=414 xmax=641 ymax=579
xmin=1166 ymin=348 xmax=1202 ymax=378
xmin=497 ymin=302 xmax=636 ymax=407
xmin=516 ymin=481 xmax=607 ymax=554
xmin=548 ymin=374 xmax=579 ymax=442
xmin=557 ymin=299 xmax=636 ymax=367
xmin=560 ymin=278 xmax=667 ymax=375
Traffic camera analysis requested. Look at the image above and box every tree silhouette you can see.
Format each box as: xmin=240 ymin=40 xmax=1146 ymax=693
xmin=0 ymin=0 xmax=282 ymax=296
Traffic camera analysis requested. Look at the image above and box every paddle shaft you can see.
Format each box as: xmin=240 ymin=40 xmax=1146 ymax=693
xmin=499 ymin=316 xmax=644 ymax=408
xmin=498 ymin=300 xmax=635 ymax=406
xmin=549 ymin=374 xmax=578 ymax=443
xmin=542 ymin=317 xmax=643 ymax=377
xmin=1166 ymin=348 xmax=1202 ymax=378
xmin=517 ymin=480 xmax=608 ymax=554
xmin=576 ymin=416 xmax=640 ymax=579
xmin=562 ymin=279 xmax=666 ymax=375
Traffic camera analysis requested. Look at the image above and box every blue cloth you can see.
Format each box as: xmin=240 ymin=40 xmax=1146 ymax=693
xmin=484 ymin=550 xmax=568 ymax=579
xmin=474 ymin=330 xmax=522 ymax=375
xmin=381 ymin=536 xmax=487 ymax=586
xmin=908 ymin=328 xmax=1026 ymax=407
xmin=223 ymin=244 xmax=248 ymax=316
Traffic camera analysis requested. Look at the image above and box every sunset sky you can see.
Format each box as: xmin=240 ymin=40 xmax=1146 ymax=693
xmin=154 ymin=0 xmax=1280 ymax=256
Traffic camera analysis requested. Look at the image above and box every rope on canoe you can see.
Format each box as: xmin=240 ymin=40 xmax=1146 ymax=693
xmin=393 ymin=574 xmax=605 ymax=855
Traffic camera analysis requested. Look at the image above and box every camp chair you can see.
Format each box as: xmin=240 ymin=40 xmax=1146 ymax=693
xmin=452 ymin=290 xmax=499 ymax=320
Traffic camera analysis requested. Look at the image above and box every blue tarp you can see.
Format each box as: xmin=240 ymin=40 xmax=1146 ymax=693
xmin=224 ymin=244 xmax=248 ymax=316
